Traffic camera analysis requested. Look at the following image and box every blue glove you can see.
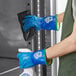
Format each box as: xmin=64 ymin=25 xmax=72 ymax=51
xmin=41 ymin=15 xmax=57 ymax=30
xmin=22 ymin=15 xmax=42 ymax=31
xmin=22 ymin=15 xmax=58 ymax=32
xmin=17 ymin=49 xmax=52 ymax=69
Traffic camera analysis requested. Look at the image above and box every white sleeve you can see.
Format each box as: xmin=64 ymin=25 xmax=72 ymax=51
xmin=72 ymin=0 xmax=76 ymax=20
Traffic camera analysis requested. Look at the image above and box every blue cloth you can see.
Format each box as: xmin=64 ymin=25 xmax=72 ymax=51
xmin=17 ymin=49 xmax=46 ymax=69
xmin=22 ymin=15 xmax=57 ymax=32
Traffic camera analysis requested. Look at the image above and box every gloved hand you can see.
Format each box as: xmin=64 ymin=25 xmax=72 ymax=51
xmin=17 ymin=49 xmax=52 ymax=69
xmin=22 ymin=15 xmax=58 ymax=32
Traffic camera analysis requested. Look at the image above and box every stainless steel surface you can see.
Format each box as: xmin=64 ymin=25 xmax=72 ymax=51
xmin=36 ymin=0 xmax=43 ymax=76
xmin=44 ymin=0 xmax=52 ymax=76
xmin=31 ymin=0 xmax=57 ymax=76
xmin=50 ymin=0 xmax=57 ymax=76
xmin=32 ymin=0 xmax=45 ymax=76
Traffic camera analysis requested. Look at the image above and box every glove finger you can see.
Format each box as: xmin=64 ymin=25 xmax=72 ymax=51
xmin=17 ymin=53 xmax=22 ymax=58
xmin=18 ymin=53 xmax=34 ymax=68
xmin=22 ymin=19 xmax=34 ymax=24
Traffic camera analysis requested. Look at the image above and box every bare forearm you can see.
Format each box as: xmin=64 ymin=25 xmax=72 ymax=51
xmin=45 ymin=35 xmax=75 ymax=59
xmin=46 ymin=20 xmax=76 ymax=59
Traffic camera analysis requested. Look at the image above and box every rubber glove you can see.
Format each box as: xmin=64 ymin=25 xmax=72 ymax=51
xmin=22 ymin=15 xmax=42 ymax=31
xmin=17 ymin=49 xmax=52 ymax=69
xmin=22 ymin=15 xmax=58 ymax=32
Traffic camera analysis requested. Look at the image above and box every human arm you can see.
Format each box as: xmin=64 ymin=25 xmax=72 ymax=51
xmin=22 ymin=15 xmax=58 ymax=32
xmin=17 ymin=16 xmax=76 ymax=69
xmin=45 ymin=27 xmax=76 ymax=59
xmin=23 ymin=13 xmax=64 ymax=31
xmin=17 ymin=3 xmax=76 ymax=68
xmin=17 ymin=20 xmax=76 ymax=68
xmin=17 ymin=24 xmax=76 ymax=68
xmin=45 ymin=0 xmax=76 ymax=60
xmin=17 ymin=20 xmax=76 ymax=69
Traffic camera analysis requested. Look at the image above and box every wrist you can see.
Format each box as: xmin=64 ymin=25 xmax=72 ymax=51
xmin=69 ymin=34 xmax=76 ymax=51
xmin=32 ymin=49 xmax=52 ymax=65
xmin=44 ymin=49 xmax=52 ymax=65
xmin=32 ymin=49 xmax=46 ymax=65
xmin=45 ymin=48 xmax=51 ymax=59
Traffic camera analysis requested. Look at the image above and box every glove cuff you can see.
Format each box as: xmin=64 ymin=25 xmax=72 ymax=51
xmin=44 ymin=49 xmax=53 ymax=65
xmin=32 ymin=49 xmax=52 ymax=65
xmin=55 ymin=14 xmax=60 ymax=31
xmin=41 ymin=15 xmax=60 ymax=31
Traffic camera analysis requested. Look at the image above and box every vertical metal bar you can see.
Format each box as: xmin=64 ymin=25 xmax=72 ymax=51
xmin=31 ymin=0 xmax=35 ymax=51
xmin=32 ymin=0 xmax=46 ymax=76
xmin=26 ymin=0 xmax=57 ymax=76
xmin=36 ymin=0 xmax=43 ymax=76
xmin=44 ymin=0 xmax=52 ymax=76
xmin=18 ymin=0 xmax=45 ymax=76
xmin=36 ymin=0 xmax=46 ymax=76
xmin=50 ymin=0 xmax=57 ymax=76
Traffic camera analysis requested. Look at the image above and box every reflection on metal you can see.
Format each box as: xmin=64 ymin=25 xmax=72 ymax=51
xmin=50 ymin=0 xmax=57 ymax=76
xmin=44 ymin=0 xmax=52 ymax=76
xmin=36 ymin=0 xmax=43 ymax=76
xmin=31 ymin=0 xmax=45 ymax=76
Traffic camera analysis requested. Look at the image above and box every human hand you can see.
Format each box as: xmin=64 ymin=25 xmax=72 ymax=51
xmin=22 ymin=15 xmax=58 ymax=32
xmin=17 ymin=49 xmax=51 ymax=68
